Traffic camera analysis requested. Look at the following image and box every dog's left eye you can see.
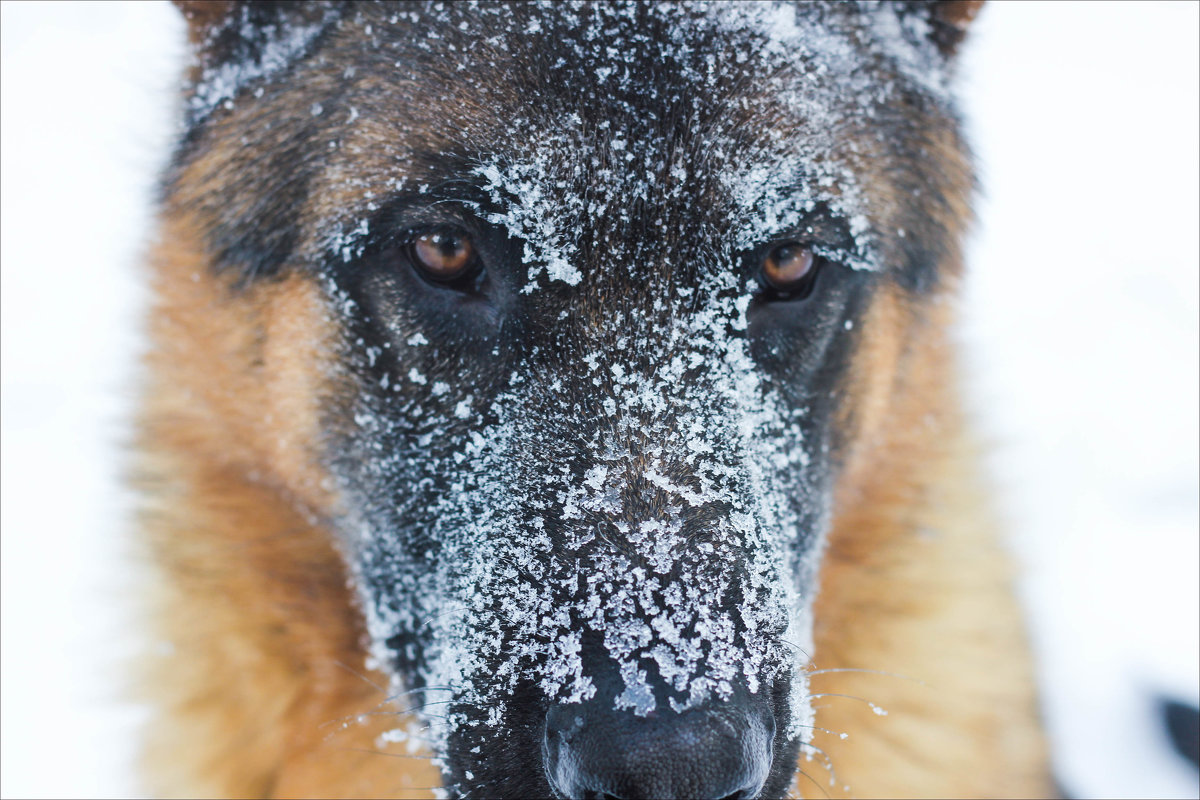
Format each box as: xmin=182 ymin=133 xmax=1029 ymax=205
xmin=758 ymin=242 xmax=820 ymax=299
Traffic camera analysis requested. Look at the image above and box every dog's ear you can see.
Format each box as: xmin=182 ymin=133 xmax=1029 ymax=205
xmin=174 ymin=0 xmax=235 ymax=46
xmin=172 ymin=0 xmax=341 ymax=123
xmin=173 ymin=1 xmax=336 ymax=68
xmin=894 ymin=0 xmax=985 ymax=57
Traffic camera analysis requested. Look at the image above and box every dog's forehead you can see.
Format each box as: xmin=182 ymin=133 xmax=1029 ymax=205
xmin=174 ymin=2 xmax=968 ymax=291
xmin=304 ymin=1 xmax=955 ymax=275
xmin=374 ymin=2 xmax=948 ymax=106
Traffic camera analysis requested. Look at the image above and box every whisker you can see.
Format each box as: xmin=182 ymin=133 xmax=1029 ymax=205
xmin=332 ymin=660 xmax=388 ymax=693
xmin=319 ymin=677 xmax=462 ymax=733
xmin=383 ymin=685 xmax=459 ymax=704
xmin=780 ymin=638 xmax=817 ymax=666
xmin=320 ymin=704 xmax=455 ymax=735
xmin=799 ymin=741 xmax=840 ymax=787
xmin=793 ymin=765 xmax=832 ymax=800
xmin=792 ymin=722 xmax=849 ymax=739
xmin=335 ymin=746 xmax=435 ymax=761
xmin=316 ymin=714 xmax=435 ymax=748
xmin=390 ymin=698 xmax=460 ymax=716
xmin=324 ymin=704 xmax=446 ymax=727
xmin=319 ymin=711 xmax=374 ymax=731
xmin=378 ymin=723 xmax=438 ymax=745
xmin=806 ymin=666 xmax=922 ymax=685
xmin=806 ymin=691 xmax=887 ymax=714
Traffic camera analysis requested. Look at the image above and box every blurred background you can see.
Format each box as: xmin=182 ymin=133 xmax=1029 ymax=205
xmin=2 ymin=2 xmax=1197 ymax=797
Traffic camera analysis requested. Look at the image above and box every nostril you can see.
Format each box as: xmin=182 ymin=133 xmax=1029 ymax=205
xmin=545 ymin=700 xmax=773 ymax=800
xmin=592 ymin=794 xmax=750 ymax=800
xmin=570 ymin=783 xmax=756 ymax=799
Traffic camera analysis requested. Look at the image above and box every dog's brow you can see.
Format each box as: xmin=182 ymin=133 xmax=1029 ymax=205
xmin=379 ymin=155 xmax=507 ymax=216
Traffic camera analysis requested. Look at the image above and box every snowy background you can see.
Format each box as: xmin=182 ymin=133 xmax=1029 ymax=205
xmin=1 ymin=2 xmax=1196 ymax=797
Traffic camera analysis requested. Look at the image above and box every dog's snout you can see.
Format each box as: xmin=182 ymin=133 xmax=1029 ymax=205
xmin=544 ymin=698 xmax=774 ymax=800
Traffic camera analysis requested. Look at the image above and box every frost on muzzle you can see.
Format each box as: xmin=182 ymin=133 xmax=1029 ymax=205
xmin=333 ymin=267 xmax=830 ymax=766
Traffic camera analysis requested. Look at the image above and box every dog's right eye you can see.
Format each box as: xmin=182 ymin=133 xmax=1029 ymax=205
xmin=408 ymin=226 xmax=481 ymax=287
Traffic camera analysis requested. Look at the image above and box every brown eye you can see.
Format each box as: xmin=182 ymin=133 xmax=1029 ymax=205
xmin=762 ymin=242 xmax=816 ymax=293
xmin=410 ymin=228 xmax=478 ymax=283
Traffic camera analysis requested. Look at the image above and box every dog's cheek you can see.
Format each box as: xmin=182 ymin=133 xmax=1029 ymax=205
xmin=832 ymin=282 xmax=918 ymax=478
xmin=257 ymin=274 xmax=345 ymax=515
xmin=147 ymin=212 xmax=343 ymax=517
xmin=144 ymin=214 xmax=270 ymax=464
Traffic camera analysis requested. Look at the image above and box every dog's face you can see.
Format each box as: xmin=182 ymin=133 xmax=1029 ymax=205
xmin=170 ymin=2 xmax=975 ymax=796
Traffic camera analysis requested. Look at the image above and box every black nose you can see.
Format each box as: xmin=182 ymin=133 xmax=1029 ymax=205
xmin=544 ymin=697 xmax=775 ymax=800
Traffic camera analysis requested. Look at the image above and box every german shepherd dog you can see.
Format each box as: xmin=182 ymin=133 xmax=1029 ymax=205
xmin=137 ymin=2 xmax=1049 ymax=797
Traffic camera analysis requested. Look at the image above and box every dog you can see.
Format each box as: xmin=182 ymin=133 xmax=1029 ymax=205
xmin=136 ymin=1 xmax=1050 ymax=797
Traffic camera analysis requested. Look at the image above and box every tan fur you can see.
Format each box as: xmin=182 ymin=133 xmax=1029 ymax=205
xmin=804 ymin=285 xmax=1050 ymax=798
xmin=796 ymin=119 xmax=1050 ymax=796
xmin=135 ymin=214 xmax=439 ymax=798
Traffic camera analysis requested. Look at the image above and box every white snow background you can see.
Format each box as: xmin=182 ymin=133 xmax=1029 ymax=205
xmin=1 ymin=2 xmax=1196 ymax=798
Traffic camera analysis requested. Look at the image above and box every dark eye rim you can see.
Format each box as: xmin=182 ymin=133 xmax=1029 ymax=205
xmin=405 ymin=224 xmax=485 ymax=290
xmin=755 ymin=240 xmax=824 ymax=302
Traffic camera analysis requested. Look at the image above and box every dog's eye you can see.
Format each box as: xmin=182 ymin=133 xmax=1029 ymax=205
xmin=759 ymin=242 xmax=819 ymax=299
xmin=409 ymin=227 xmax=480 ymax=285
